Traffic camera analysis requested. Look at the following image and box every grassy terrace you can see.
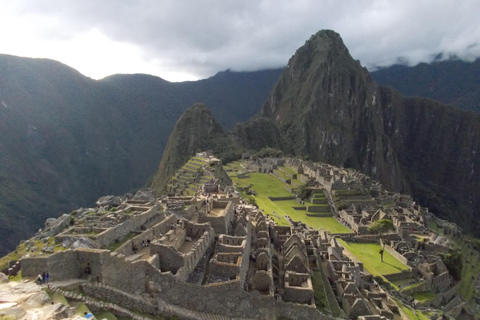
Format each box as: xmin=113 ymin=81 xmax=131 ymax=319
xmin=338 ymin=240 xmax=410 ymax=277
xmin=223 ymin=160 xmax=244 ymax=172
xmin=231 ymin=172 xmax=351 ymax=233
xmin=278 ymin=166 xmax=296 ymax=175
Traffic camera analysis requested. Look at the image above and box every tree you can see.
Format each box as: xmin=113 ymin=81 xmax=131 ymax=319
xmin=441 ymin=248 xmax=463 ymax=281
xmin=297 ymin=184 xmax=311 ymax=200
xmin=368 ymin=219 xmax=395 ymax=234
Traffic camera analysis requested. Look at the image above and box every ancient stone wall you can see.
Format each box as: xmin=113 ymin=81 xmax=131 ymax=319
xmin=151 ymin=243 xmax=184 ymax=274
xmin=81 ymin=282 xmax=156 ymax=314
xmin=114 ymin=214 xmax=177 ymax=256
xmin=381 ymin=240 xmax=410 ymax=267
xmin=175 ymin=228 xmax=215 ymax=281
xmin=21 ymin=249 xmax=112 ymax=282
xmin=283 ymin=284 xmax=314 ymax=304
xmin=95 ymin=206 xmax=162 ymax=248
xmin=24 ymin=247 xmax=337 ymax=319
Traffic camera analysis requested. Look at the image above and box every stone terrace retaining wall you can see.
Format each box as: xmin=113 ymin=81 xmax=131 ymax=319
xmin=82 ymin=282 xmax=156 ymax=314
xmin=115 ymin=214 xmax=178 ymax=256
xmin=380 ymin=240 xmax=411 ymax=268
xmin=96 ymin=206 xmax=163 ymax=248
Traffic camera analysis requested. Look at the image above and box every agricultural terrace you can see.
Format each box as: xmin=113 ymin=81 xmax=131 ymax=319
xmin=229 ymin=170 xmax=351 ymax=234
xmin=338 ymin=240 xmax=410 ymax=277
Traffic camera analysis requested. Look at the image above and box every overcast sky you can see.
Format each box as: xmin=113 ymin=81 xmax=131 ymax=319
xmin=1 ymin=0 xmax=479 ymax=82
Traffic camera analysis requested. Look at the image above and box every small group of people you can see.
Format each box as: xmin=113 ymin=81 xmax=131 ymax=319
xmin=36 ymin=272 xmax=49 ymax=285
xmin=141 ymin=239 xmax=151 ymax=248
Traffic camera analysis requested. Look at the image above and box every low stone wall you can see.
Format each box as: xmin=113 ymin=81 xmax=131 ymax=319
xmin=268 ymin=196 xmax=294 ymax=201
xmin=401 ymin=280 xmax=428 ymax=295
xmin=96 ymin=206 xmax=162 ymax=248
xmin=114 ymin=214 xmax=177 ymax=256
xmin=383 ymin=270 xmax=413 ymax=282
xmin=306 ymin=205 xmax=330 ymax=212
xmin=81 ymin=282 xmax=156 ymax=314
xmin=380 ymin=240 xmax=411 ymax=268
xmin=293 ymin=206 xmax=307 ymax=210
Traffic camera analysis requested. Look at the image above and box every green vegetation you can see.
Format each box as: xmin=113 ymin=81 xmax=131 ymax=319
xmin=441 ymin=247 xmax=463 ymax=281
xmin=51 ymin=292 xmax=69 ymax=305
xmin=368 ymin=219 xmax=394 ymax=234
xmin=311 ymin=270 xmax=328 ymax=312
xmin=394 ymin=298 xmax=430 ymax=320
xmin=75 ymin=302 xmax=91 ymax=316
xmin=338 ymin=240 xmax=410 ymax=276
xmin=412 ymin=291 xmax=436 ymax=302
xmin=8 ymin=271 xmax=22 ymax=282
xmin=297 ymin=184 xmax=311 ymax=200
xmin=458 ymin=236 xmax=480 ymax=303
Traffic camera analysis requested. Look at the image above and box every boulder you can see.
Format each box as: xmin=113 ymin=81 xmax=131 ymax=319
xmin=44 ymin=218 xmax=58 ymax=229
xmin=42 ymin=246 xmax=54 ymax=254
xmin=25 ymin=291 xmax=50 ymax=308
xmin=0 ymin=304 xmax=26 ymax=318
xmin=71 ymin=237 xmax=98 ymax=250
xmin=0 ymin=272 xmax=8 ymax=283
xmin=96 ymin=195 xmax=122 ymax=207
xmin=134 ymin=189 xmax=156 ymax=202
xmin=41 ymin=214 xmax=72 ymax=238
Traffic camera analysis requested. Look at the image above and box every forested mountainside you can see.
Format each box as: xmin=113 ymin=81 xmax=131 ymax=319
xmin=0 ymin=55 xmax=281 ymax=255
xmin=371 ymin=58 xmax=480 ymax=113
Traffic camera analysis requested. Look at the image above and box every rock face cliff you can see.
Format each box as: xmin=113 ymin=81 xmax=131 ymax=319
xmin=259 ymin=30 xmax=480 ymax=234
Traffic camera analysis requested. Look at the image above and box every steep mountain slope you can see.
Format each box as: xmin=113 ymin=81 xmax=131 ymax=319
xmin=257 ymin=30 xmax=480 ymax=235
xmin=151 ymin=103 xmax=239 ymax=192
xmin=371 ymin=58 xmax=480 ymax=112
xmin=0 ymin=55 xmax=280 ymax=255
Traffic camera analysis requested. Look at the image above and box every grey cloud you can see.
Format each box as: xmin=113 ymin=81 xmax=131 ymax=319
xmin=10 ymin=0 xmax=480 ymax=79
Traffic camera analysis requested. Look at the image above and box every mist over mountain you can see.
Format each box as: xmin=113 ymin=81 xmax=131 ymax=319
xmin=371 ymin=58 xmax=480 ymax=112
xmin=0 ymin=55 xmax=281 ymax=255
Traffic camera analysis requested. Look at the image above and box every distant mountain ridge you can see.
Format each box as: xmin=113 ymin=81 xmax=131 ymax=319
xmin=371 ymin=58 xmax=480 ymax=112
xmin=0 ymin=54 xmax=282 ymax=255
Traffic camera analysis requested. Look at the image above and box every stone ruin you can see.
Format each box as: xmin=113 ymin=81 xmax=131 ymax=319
xmin=12 ymin=155 xmax=465 ymax=319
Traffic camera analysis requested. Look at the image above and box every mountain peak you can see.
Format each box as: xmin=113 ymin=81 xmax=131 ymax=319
xmin=151 ymin=103 xmax=228 ymax=192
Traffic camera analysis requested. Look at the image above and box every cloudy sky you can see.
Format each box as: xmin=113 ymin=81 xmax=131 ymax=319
xmin=1 ymin=0 xmax=479 ymax=82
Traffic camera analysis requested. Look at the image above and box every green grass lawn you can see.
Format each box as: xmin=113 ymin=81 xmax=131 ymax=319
xmin=412 ymin=291 xmax=436 ymax=302
xmin=338 ymin=240 xmax=410 ymax=276
xmin=232 ymin=172 xmax=292 ymax=197
xmin=231 ymin=172 xmax=351 ymax=233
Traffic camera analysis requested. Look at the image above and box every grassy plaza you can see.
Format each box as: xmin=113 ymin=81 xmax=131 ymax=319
xmin=338 ymin=240 xmax=410 ymax=276
xmin=230 ymin=171 xmax=351 ymax=233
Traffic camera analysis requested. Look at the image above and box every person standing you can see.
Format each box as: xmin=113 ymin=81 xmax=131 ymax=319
xmin=45 ymin=273 xmax=50 ymax=283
